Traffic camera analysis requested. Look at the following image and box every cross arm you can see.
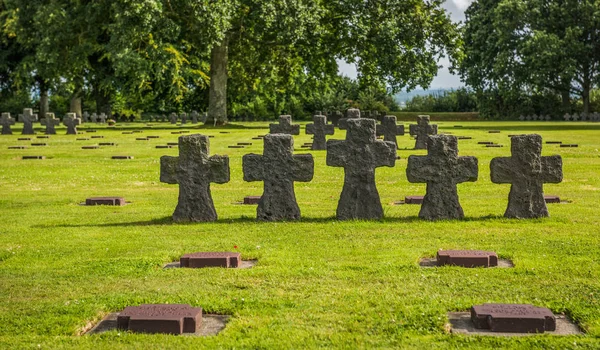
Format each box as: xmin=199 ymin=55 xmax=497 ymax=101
xmin=306 ymin=124 xmax=315 ymax=135
xmin=242 ymin=154 xmax=265 ymax=181
xmin=409 ymin=124 xmax=418 ymax=136
xmin=326 ymin=140 xmax=347 ymax=167
xmin=160 ymin=156 xmax=179 ymax=184
xmin=375 ymin=124 xmax=384 ymax=137
xmin=292 ymin=154 xmax=314 ymax=182
xmin=373 ymin=141 xmax=397 ymax=168
xmin=490 ymin=157 xmax=514 ymax=184
xmin=541 ymin=155 xmax=563 ymax=183
xmin=429 ymin=125 xmax=438 ymax=134
xmin=396 ymin=125 xmax=405 ymax=136
xmin=207 ymin=155 xmax=230 ymax=184
xmin=406 ymin=155 xmax=435 ymax=183
xmin=324 ymin=124 xmax=335 ymax=135
xmin=455 ymin=156 xmax=479 ymax=183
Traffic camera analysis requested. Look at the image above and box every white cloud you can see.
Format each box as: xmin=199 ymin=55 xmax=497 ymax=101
xmin=452 ymin=0 xmax=473 ymax=11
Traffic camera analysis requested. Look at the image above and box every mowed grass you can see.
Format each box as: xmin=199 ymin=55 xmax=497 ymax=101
xmin=0 ymin=121 xmax=599 ymax=349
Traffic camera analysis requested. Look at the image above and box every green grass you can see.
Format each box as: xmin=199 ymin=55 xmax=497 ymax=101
xmin=0 ymin=121 xmax=599 ymax=349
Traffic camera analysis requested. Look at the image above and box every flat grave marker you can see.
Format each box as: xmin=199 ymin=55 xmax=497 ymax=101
xmin=243 ymin=196 xmax=261 ymax=205
xmin=22 ymin=156 xmax=45 ymax=160
xmin=471 ymin=304 xmax=555 ymax=333
xmin=560 ymin=144 xmax=578 ymax=148
xmin=117 ymin=304 xmax=202 ymax=335
xmin=82 ymin=146 xmax=100 ymax=149
xmin=85 ymin=197 xmax=126 ymax=206
xmin=180 ymin=252 xmax=241 ymax=268
xmin=112 ymin=156 xmax=134 ymax=160
xmin=8 ymin=146 xmax=27 ymax=149
xmin=31 ymin=143 xmax=47 ymax=146
xmin=437 ymin=250 xmax=498 ymax=268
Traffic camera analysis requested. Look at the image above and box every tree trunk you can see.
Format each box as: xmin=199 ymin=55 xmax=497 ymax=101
xmin=582 ymin=77 xmax=590 ymax=116
xmin=96 ymin=90 xmax=112 ymax=117
xmin=207 ymin=37 xmax=229 ymax=125
xmin=561 ymin=90 xmax=570 ymax=113
xmin=39 ymin=80 xmax=49 ymax=118
xmin=70 ymin=83 xmax=83 ymax=117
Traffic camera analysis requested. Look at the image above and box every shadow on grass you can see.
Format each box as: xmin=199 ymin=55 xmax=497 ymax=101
xmin=38 ymin=214 xmax=507 ymax=228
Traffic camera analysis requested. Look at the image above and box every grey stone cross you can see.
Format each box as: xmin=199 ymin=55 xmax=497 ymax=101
xmin=90 ymin=113 xmax=98 ymax=123
xmin=329 ymin=111 xmax=343 ymax=126
xmin=180 ymin=112 xmax=188 ymax=125
xmin=243 ymin=134 xmax=314 ymax=221
xmin=376 ymin=115 xmax=405 ymax=149
xmin=63 ymin=113 xmax=81 ymax=135
xmin=1 ymin=113 xmax=16 ymax=135
xmin=409 ymin=115 xmax=438 ymax=149
xmin=41 ymin=113 xmax=60 ymax=135
xmin=563 ymin=113 xmax=571 ymax=121
xmin=21 ymin=109 xmax=38 ymax=135
xmin=491 ymin=134 xmax=563 ymax=219
xmin=338 ymin=108 xmax=361 ymax=130
xmin=306 ymin=115 xmax=334 ymax=150
xmin=169 ymin=113 xmax=178 ymax=124
xmin=190 ymin=111 xmax=199 ymax=124
xmin=406 ymin=135 xmax=478 ymax=220
xmin=269 ymin=115 xmax=300 ymax=135
xmin=327 ymin=118 xmax=396 ymax=220
xmin=98 ymin=113 xmax=107 ymax=123
xmin=160 ymin=134 xmax=230 ymax=222
xmin=82 ymin=111 xmax=90 ymax=123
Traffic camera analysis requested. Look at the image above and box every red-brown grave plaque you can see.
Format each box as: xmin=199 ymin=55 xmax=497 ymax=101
xmin=117 ymin=304 xmax=202 ymax=335
xmin=544 ymin=195 xmax=561 ymax=203
xmin=86 ymin=197 xmax=126 ymax=206
xmin=471 ymin=304 xmax=556 ymax=333
xmin=180 ymin=252 xmax=241 ymax=268
xmin=243 ymin=196 xmax=261 ymax=205
xmin=112 ymin=156 xmax=134 ymax=159
xmin=405 ymin=196 xmax=424 ymax=204
xmin=437 ymin=250 xmax=498 ymax=268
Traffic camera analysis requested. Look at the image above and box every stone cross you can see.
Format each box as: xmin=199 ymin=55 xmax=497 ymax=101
xmin=406 ymin=135 xmax=478 ymax=220
xmin=269 ymin=115 xmax=300 ymax=135
xmin=63 ymin=113 xmax=81 ymax=135
xmin=41 ymin=113 xmax=60 ymax=135
xmin=338 ymin=108 xmax=361 ymax=130
xmin=581 ymin=113 xmax=588 ymax=121
xmin=180 ymin=112 xmax=188 ymax=125
xmin=190 ymin=111 xmax=199 ymax=124
xmin=409 ymin=115 xmax=438 ymax=149
xmin=306 ymin=115 xmax=334 ymax=150
xmin=90 ymin=113 xmax=98 ymax=123
xmin=21 ymin=108 xmax=38 ymax=135
xmin=243 ymin=134 xmax=314 ymax=221
xmin=169 ymin=113 xmax=178 ymax=124
xmin=98 ymin=113 xmax=107 ymax=123
xmin=563 ymin=113 xmax=571 ymax=121
xmin=160 ymin=134 xmax=230 ymax=222
xmin=519 ymin=115 xmax=525 ymax=121
xmin=202 ymin=112 xmax=208 ymax=123
xmin=82 ymin=111 xmax=90 ymax=123
xmin=572 ymin=113 xmax=579 ymax=121
xmin=326 ymin=118 xmax=397 ymax=220
xmin=329 ymin=111 xmax=343 ymax=126
xmin=376 ymin=115 xmax=405 ymax=149
xmin=491 ymin=134 xmax=563 ymax=219
xmin=1 ymin=113 xmax=16 ymax=135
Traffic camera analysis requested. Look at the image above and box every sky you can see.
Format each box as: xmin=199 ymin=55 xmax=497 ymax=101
xmin=338 ymin=0 xmax=473 ymax=89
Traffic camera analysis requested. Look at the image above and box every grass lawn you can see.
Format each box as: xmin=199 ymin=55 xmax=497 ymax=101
xmin=0 ymin=120 xmax=599 ymax=349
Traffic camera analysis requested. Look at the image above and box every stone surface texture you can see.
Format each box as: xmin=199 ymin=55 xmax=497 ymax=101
xmin=437 ymin=250 xmax=498 ymax=267
xmin=63 ymin=113 xmax=81 ymax=135
xmin=41 ymin=113 xmax=60 ymax=135
xmin=409 ymin=115 xmax=438 ymax=149
xmin=117 ymin=304 xmax=202 ymax=335
xmin=21 ymin=109 xmax=38 ymax=135
xmin=376 ymin=115 xmax=405 ymax=149
xmin=327 ymin=118 xmax=396 ymax=220
xmin=329 ymin=111 xmax=343 ymax=126
xmin=269 ymin=115 xmax=300 ymax=135
xmin=471 ymin=304 xmax=556 ymax=333
xmin=338 ymin=108 xmax=361 ymax=130
xmin=1 ymin=113 xmax=15 ymax=135
xmin=306 ymin=115 xmax=335 ymax=150
xmin=491 ymin=134 xmax=563 ymax=219
xmin=243 ymin=134 xmax=313 ymax=221
xmin=160 ymin=134 xmax=230 ymax=222
xmin=407 ymin=135 xmax=478 ymax=220
xmin=180 ymin=252 xmax=241 ymax=268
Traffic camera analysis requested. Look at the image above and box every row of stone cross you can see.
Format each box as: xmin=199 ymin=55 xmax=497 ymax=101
xmin=153 ymin=111 xmax=206 ymax=124
xmin=274 ymin=110 xmax=438 ymax=151
xmin=160 ymin=118 xmax=563 ymax=223
xmin=1 ymin=109 xmax=83 ymax=135
xmin=562 ymin=112 xmax=600 ymax=121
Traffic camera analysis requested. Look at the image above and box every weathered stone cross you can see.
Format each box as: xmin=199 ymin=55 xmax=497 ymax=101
xmin=82 ymin=111 xmax=90 ymax=123
xmin=338 ymin=108 xmax=361 ymax=130
xmin=90 ymin=113 xmax=98 ymax=123
xmin=376 ymin=115 xmax=405 ymax=149
xmin=327 ymin=118 xmax=397 ymax=220
xmin=41 ymin=113 xmax=60 ymax=135
xmin=98 ymin=113 xmax=107 ymax=123
xmin=180 ymin=112 xmax=188 ymax=125
xmin=63 ymin=113 xmax=81 ymax=135
xmin=306 ymin=115 xmax=335 ymax=150
xmin=491 ymin=134 xmax=563 ymax=219
xmin=406 ymin=135 xmax=478 ymax=220
xmin=21 ymin=109 xmax=38 ymax=135
xmin=409 ymin=115 xmax=438 ymax=149
xmin=243 ymin=134 xmax=314 ymax=221
xmin=190 ymin=111 xmax=199 ymax=124
xmin=1 ymin=113 xmax=15 ymax=135
xmin=269 ymin=115 xmax=300 ymax=135
xmin=160 ymin=134 xmax=230 ymax=222
xmin=169 ymin=112 xmax=178 ymax=124
xmin=329 ymin=111 xmax=343 ymax=126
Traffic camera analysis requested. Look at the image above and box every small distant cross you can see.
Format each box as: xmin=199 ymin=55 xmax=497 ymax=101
xmin=269 ymin=115 xmax=300 ymax=135
xmin=21 ymin=109 xmax=38 ymax=135
xmin=306 ymin=115 xmax=335 ymax=150
xmin=180 ymin=112 xmax=188 ymax=125
xmin=491 ymin=134 xmax=563 ymax=218
xmin=160 ymin=134 xmax=230 ymax=222
xmin=190 ymin=111 xmax=199 ymax=124
xmin=406 ymin=135 xmax=478 ymax=220
xmin=563 ymin=113 xmax=571 ymax=121
xmin=1 ymin=113 xmax=16 ymax=135
xmin=243 ymin=134 xmax=314 ymax=221
xmin=409 ymin=115 xmax=438 ymax=149
xmin=63 ymin=113 xmax=81 ymax=135
xmin=338 ymin=108 xmax=361 ymax=130
xmin=329 ymin=111 xmax=343 ymax=126
xmin=169 ymin=113 xmax=178 ymax=124
xmin=376 ymin=115 xmax=405 ymax=149
xmin=82 ymin=111 xmax=90 ymax=123
xmin=327 ymin=118 xmax=396 ymax=220
xmin=41 ymin=113 xmax=60 ymax=135
xmin=98 ymin=113 xmax=107 ymax=123
xmin=90 ymin=113 xmax=98 ymax=123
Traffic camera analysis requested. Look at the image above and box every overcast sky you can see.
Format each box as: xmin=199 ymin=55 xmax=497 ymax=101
xmin=338 ymin=0 xmax=473 ymax=89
